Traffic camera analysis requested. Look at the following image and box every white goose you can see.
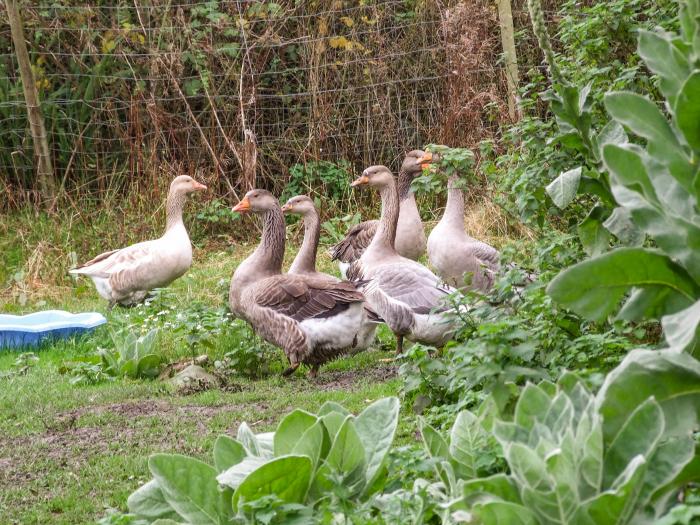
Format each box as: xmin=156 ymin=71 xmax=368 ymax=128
xmin=349 ymin=166 xmax=458 ymax=354
xmin=69 ymin=175 xmax=206 ymax=307
xmin=428 ymin=175 xmax=500 ymax=291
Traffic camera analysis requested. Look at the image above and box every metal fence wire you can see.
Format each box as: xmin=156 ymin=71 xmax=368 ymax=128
xmin=0 ymin=0 xmax=546 ymax=202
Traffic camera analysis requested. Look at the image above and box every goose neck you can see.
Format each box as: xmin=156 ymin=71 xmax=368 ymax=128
xmin=165 ymin=191 xmax=187 ymax=232
xmin=443 ymin=176 xmax=465 ymax=230
xmin=253 ymin=205 xmax=286 ymax=273
xmin=397 ymin=168 xmax=414 ymax=201
xmin=369 ymin=181 xmax=399 ymax=252
xmin=289 ymin=209 xmax=320 ymax=274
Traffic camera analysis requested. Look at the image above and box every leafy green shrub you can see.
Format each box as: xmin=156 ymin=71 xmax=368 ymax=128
xmin=548 ymin=0 xmax=700 ymax=355
xmin=118 ymin=397 xmax=400 ymax=523
xmin=194 ymin=198 xmax=241 ymax=238
xmin=421 ymin=348 xmax=700 ymax=524
xmin=412 ymin=144 xmax=475 ymax=196
xmin=213 ymin=320 xmax=276 ymax=378
xmin=400 ymin=234 xmax=638 ymax=412
xmin=64 ymin=361 xmax=114 ymax=386
xmin=0 ymin=352 xmax=40 ymax=380
xmin=492 ymin=0 xmax=677 ymax=229
xmin=282 ymin=160 xmax=354 ymax=204
xmin=99 ymin=328 xmax=162 ymax=379
xmin=320 ymin=211 xmax=362 ymax=245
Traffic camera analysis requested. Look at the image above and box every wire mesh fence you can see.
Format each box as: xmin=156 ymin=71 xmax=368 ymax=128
xmin=0 ymin=0 xmax=552 ymax=207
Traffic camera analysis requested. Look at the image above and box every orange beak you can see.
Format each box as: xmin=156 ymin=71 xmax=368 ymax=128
xmin=232 ymin=197 xmax=251 ymax=213
xmin=419 ymin=152 xmax=434 ymax=170
xmin=193 ymin=181 xmax=207 ymax=191
xmin=351 ymin=175 xmax=369 ymax=187
xmin=281 ymin=203 xmax=292 ymax=213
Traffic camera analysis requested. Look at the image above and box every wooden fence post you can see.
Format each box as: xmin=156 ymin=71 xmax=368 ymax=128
xmin=496 ymin=0 xmax=521 ymax=121
xmin=6 ymin=0 xmax=56 ymax=200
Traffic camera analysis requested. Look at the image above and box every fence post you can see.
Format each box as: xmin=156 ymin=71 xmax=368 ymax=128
xmin=496 ymin=0 xmax=521 ymax=121
xmin=6 ymin=0 xmax=56 ymax=200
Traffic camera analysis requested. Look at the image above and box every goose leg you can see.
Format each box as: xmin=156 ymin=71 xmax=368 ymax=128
xmin=396 ymin=334 xmax=404 ymax=355
xmin=108 ymin=300 xmax=116 ymax=311
xmin=308 ymin=365 xmax=320 ymax=378
xmin=282 ymin=362 xmax=300 ymax=377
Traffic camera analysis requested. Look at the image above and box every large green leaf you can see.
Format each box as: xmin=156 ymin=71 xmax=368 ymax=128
xmin=273 ymin=409 xmax=317 ymax=456
xmin=324 ymin=417 xmax=365 ymax=474
xmin=291 ymin=420 xmax=327 ymax=469
xmin=513 ymin=383 xmax=552 ymax=431
xmin=421 ymin=421 xmax=449 ymax=460
xmin=317 ymin=401 xmax=351 ymax=417
xmin=136 ymin=354 xmax=161 ymax=378
xmin=320 ymin=411 xmax=348 ymax=441
xmin=448 ymin=410 xmax=482 ymax=479
xmin=127 ymin=480 xmax=180 ymax=522
xmin=679 ymin=0 xmax=700 ymax=41
xmin=463 ymin=474 xmax=522 ymax=504
xmin=639 ymin=436 xmax=696 ymax=508
xmin=637 ymin=30 xmax=690 ymax=107
xmin=662 ymin=299 xmax=700 ymax=355
xmin=236 ymin=422 xmax=261 ymax=456
xmin=574 ymin=455 xmax=647 ymax=525
xmin=521 ymin=485 xmax=573 ymax=524
xmin=546 ymin=166 xmax=582 ymax=209
xmin=593 ymin=120 xmax=628 ymax=162
xmin=420 ymin=421 xmax=452 ymax=488
xmin=610 ymin=185 xmax=700 ymax=283
xmin=617 ymin=286 xmax=694 ymax=322
xmin=506 ymin=443 xmax=548 ymax=490
xmin=547 ymin=248 xmax=698 ymax=322
xmin=213 ymin=435 xmax=246 ymax=473
xmin=579 ymin=413 xmax=604 ymax=500
xmin=602 ymin=144 xmax=659 ymax=204
xmin=148 ymin=454 xmax=230 ymax=525
xmin=605 ymin=92 xmax=693 ymax=192
xmin=597 ymin=349 xmax=700 ymax=444
xmin=578 ymin=206 xmax=611 ymax=256
xmin=675 ymin=72 xmax=700 ymax=153
xmin=603 ymin=398 xmax=663 ymax=488
xmin=605 ymin=92 xmax=679 ymax=152
xmin=354 ymin=397 xmax=399 ymax=491
xmin=602 ymin=207 xmax=645 ymax=246
xmin=216 ymin=457 xmax=267 ymax=490
xmin=472 ymin=501 xmax=539 ymax=525
xmin=312 ymin=416 xmax=366 ymax=497
xmin=232 ymin=455 xmax=312 ymax=511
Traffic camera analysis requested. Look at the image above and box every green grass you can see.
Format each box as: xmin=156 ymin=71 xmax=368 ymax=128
xmin=0 ymin=247 xmax=407 ymax=525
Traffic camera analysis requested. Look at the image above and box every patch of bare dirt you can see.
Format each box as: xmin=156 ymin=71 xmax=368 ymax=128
xmin=0 ymin=399 xmax=254 ymax=488
xmin=313 ymin=364 xmax=397 ymax=390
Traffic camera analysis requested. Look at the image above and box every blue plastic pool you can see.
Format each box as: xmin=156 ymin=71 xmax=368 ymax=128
xmin=0 ymin=310 xmax=107 ymax=350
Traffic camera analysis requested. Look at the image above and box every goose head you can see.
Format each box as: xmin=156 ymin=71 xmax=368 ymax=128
xmin=170 ymin=175 xmax=207 ymax=195
xmin=281 ymin=195 xmax=315 ymax=216
xmin=400 ymin=149 xmax=435 ymax=178
xmin=232 ymin=189 xmax=279 ymax=214
xmin=351 ymin=165 xmax=395 ymax=190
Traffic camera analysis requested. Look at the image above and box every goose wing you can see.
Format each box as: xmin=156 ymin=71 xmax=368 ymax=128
xmin=70 ymin=241 xmax=163 ymax=297
xmin=330 ymin=220 xmax=378 ymax=263
xmin=253 ymin=274 xmax=365 ymax=322
xmin=373 ymin=262 xmax=454 ymax=314
xmin=469 ymin=241 xmax=500 ymax=270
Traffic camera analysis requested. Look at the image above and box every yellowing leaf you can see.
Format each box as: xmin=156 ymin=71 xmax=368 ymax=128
xmin=340 ymin=16 xmax=354 ymax=27
xmin=328 ymin=36 xmax=363 ymax=51
xmin=102 ymin=38 xmax=117 ymax=53
xmin=329 ymin=36 xmax=351 ymax=49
